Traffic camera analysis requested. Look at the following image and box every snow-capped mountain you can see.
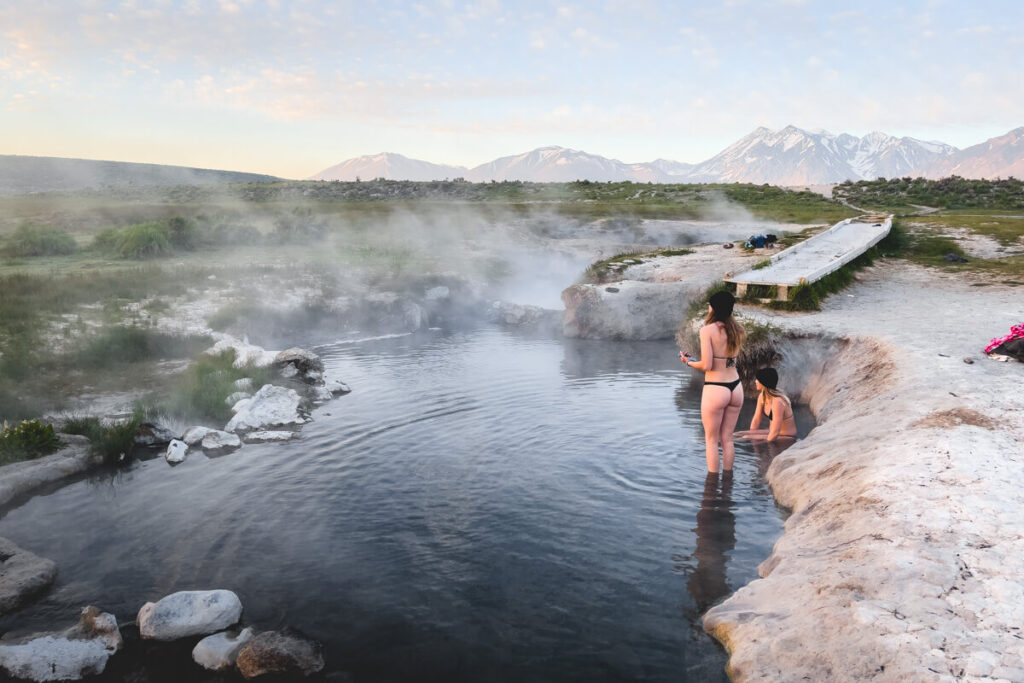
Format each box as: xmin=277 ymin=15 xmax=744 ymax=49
xmin=922 ymin=127 xmax=1024 ymax=180
xmin=464 ymin=146 xmax=663 ymax=183
xmin=311 ymin=126 xmax=1024 ymax=185
xmin=309 ymin=152 xmax=467 ymax=181
xmin=681 ymin=126 xmax=957 ymax=185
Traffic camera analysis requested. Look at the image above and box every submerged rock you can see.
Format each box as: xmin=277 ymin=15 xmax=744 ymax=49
xmin=0 ymin=606 xmax=122 ymax=682
xmin=244 ymin=430 xmax=296 ymax=443
xmin=235 ymin=631 xmax=324 ymax=679
xmin=225 ymin=385 xmax=308 ymax=433
xmin=325 ymin=377 xmax=351 ymax=395
xmin=0 ymin=537 xmax=57 ymax=616
xmin=193 ymin=627 xmax=255 ymax=672
xmin=138 ymin=589 xmax=243 ymax=641
xmin=165 ymin=439 xmax=188 ymax=464
xmin=0 ymin=436 xmax=97 ymax=509
xmin=309 ymin=385 xmax=333 ymax=403
xmin=201 ymin=430 xmax=242 ymax=451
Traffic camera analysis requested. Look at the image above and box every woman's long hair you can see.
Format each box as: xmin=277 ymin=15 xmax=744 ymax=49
xmin=704 ymin=309 xmax=745 ymax=355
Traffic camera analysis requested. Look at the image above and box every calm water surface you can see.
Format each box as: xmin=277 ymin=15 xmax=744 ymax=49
xmin=0 ymin=327 xmax=813 ymax=682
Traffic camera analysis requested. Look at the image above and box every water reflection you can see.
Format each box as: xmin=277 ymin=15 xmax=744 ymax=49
xmin=687 ymin=471 xmax=736 ymax=613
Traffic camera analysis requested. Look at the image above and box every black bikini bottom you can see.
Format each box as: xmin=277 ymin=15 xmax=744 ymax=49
xmin=704 ymin=379 xmax=741 ymax=391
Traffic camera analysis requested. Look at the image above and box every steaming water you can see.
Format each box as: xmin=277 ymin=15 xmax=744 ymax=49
xmin=0 ymin=327 xmax=813 ymax=682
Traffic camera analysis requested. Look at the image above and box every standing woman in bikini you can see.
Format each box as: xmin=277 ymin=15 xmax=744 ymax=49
xmin=681 ymin=290 xmax=745 ymax=473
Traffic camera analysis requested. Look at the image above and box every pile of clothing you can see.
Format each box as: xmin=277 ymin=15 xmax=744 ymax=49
xmin=744 ymin=234 xmax=778 ymax=249
xmin=984 ymin=322 xmax=1024 ymax=361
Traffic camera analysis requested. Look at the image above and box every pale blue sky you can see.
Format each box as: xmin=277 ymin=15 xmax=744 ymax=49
xmin=1 ymin=0 xmax=1021 ymax=178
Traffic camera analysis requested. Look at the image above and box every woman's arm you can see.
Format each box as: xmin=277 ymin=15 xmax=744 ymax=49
xmin=766 ymin=396 xmax=783 ymax=442
xmin=684 ymin=326 xmax=714 ymax=372
xmin=749 ymin=393 xmax=764 ymax=430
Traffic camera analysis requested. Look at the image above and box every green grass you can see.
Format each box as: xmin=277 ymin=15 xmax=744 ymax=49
xmin=3 ymin=224 xmax=77 ymax=257
xmin=581 ymin=247 xmax=694 ymax=284
xmin=164 ymin=349 xmax=277 ymax=422
xmin=71 ymin=327 xmax=211 ymax=369
xmin=835 ymin=176 xmax=1024 ymax=211
xmin=0 ymin=419 xmax=62 ymax=465
xmin=61 ymin=405 xmax=152 ymax=465
xmin=909 ymin=213 xmax=1024 ymax=247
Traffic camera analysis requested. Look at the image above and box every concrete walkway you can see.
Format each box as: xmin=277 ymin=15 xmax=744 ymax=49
xmin=726 ymin=214 xmax=892 ymax=300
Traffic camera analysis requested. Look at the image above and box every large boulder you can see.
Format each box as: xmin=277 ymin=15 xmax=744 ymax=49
xmin=235 ymin=631 xmax=324 ymax=679
xmin=0 ymin=537 xmax=56 ymax=616
xmin=274 ymin=348 xmax=324 ymax=384
xmin=561 ymin=281 xmax=692 ymax=340
xmin=0 ymin=606 xmax=122 ymax=682
xmin=193 ymin=627 xmax=255 ymax=672
xmin=137 ymin=590 xmax=243 ymax=641
xmin=224 ymin=385 xmax=308 ymax=433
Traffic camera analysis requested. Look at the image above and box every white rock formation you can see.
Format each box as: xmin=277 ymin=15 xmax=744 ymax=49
xmin=225 ymin=391 xmax=252 ymax=407
xmin=192 ymin=627 xmax=255 ymax=671
xmin=0 ymin=606 xmax=122 ymax=682
xmin=234 ymin=377 xmax=254 ymax=391
xmin=0 ymin=537 xmax=56 ymax=616
xmin=200 ymin=430 xmax=242 ymax=451
xmin=181 ymin=426 xmax=213 ymax=447
xmin=325 ymin=377 xmax=351 ymax=395
xmin=137 ymin=589 xmax=243 ymax=641
xmin=309 ymin=386 xmax=332 ymax=403
xmin=206 ymin=336 xmax=277 ymax=368
xmin=165 ymin=439 xmax=188 ymax=464
xmin=0 ymin=435 xmax=98 ymax=509
xmin=224 ymin=385 xmax=307 ymax=433
xmin=231 ymin=398 xmax=252 ymax=414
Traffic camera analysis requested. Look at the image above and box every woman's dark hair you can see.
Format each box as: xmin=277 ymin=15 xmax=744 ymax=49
xmin=704 ymin=290 xmax=745 ymax=354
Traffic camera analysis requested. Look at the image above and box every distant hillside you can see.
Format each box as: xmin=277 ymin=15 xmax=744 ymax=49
xmin=923 ymin=127 xmax=1024 ymax=180
xmin=309 ymin=152 xmax=467 ymax=182
xmin=0 ymin=155 xmax=280 ymax=195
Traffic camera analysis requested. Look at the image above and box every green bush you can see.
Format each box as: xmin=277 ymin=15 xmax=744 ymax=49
xmin=92 ymin=217 xmax=199 ymax=258
xmin=61 ymin=404 xmax=151 ymax=465
xmin=4 ymin=224 xmax=77 ymax=257
xmin=0 ymin=419 xmax=62 ymax=464
xmin=165 ymin=350 xmax=276 ymax=421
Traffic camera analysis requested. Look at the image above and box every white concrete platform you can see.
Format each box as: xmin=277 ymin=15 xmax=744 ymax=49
xmin=725 ymin=214 xmax=892 ymax=300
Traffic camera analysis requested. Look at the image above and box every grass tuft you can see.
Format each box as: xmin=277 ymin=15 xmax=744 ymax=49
xmin=0 ymin=419 xmax=62 ymax=465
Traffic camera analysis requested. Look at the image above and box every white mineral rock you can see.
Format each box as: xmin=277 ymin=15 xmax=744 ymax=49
xmin=165 ymin=439 xmax=188 ymax=464
xmin=200 ymin=430 xmax=242 ymax=451
xmin=192 ymin=627 xmax=255 ymax=671
xmin=224 ymin=385 xmax=307 ymax=433
xmin=138 ymin=590 xmax=242 ymax=641
xmin=0 ymin=606 xmax=122 ymax=682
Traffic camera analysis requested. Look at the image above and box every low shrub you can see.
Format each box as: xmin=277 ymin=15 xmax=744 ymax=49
xmin=4 ymin=224 xmax=77 ymax=257
xmin=62 ymin=404 xmax=152 ymax=465
xmin=0 ymin=419 xmax=62 ymax=465
xmin=71 ymin=327 xmax=211 ymax=369
xmin=165 ymin=350 xmax=276 ymax=421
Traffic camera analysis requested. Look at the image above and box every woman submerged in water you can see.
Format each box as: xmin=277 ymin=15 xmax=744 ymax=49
xmin=735 ymin=367 xmax=798 ymax=443
xmin=681 ymin=290 xmax=745 ymax=473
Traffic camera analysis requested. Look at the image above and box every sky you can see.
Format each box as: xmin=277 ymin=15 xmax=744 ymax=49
xmin=1 ymin=0 xmax=1022 ymax=179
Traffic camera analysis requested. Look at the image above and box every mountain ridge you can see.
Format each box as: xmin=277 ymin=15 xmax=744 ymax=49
xmin=311 ymin=126 xmax=1023 ymax=185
